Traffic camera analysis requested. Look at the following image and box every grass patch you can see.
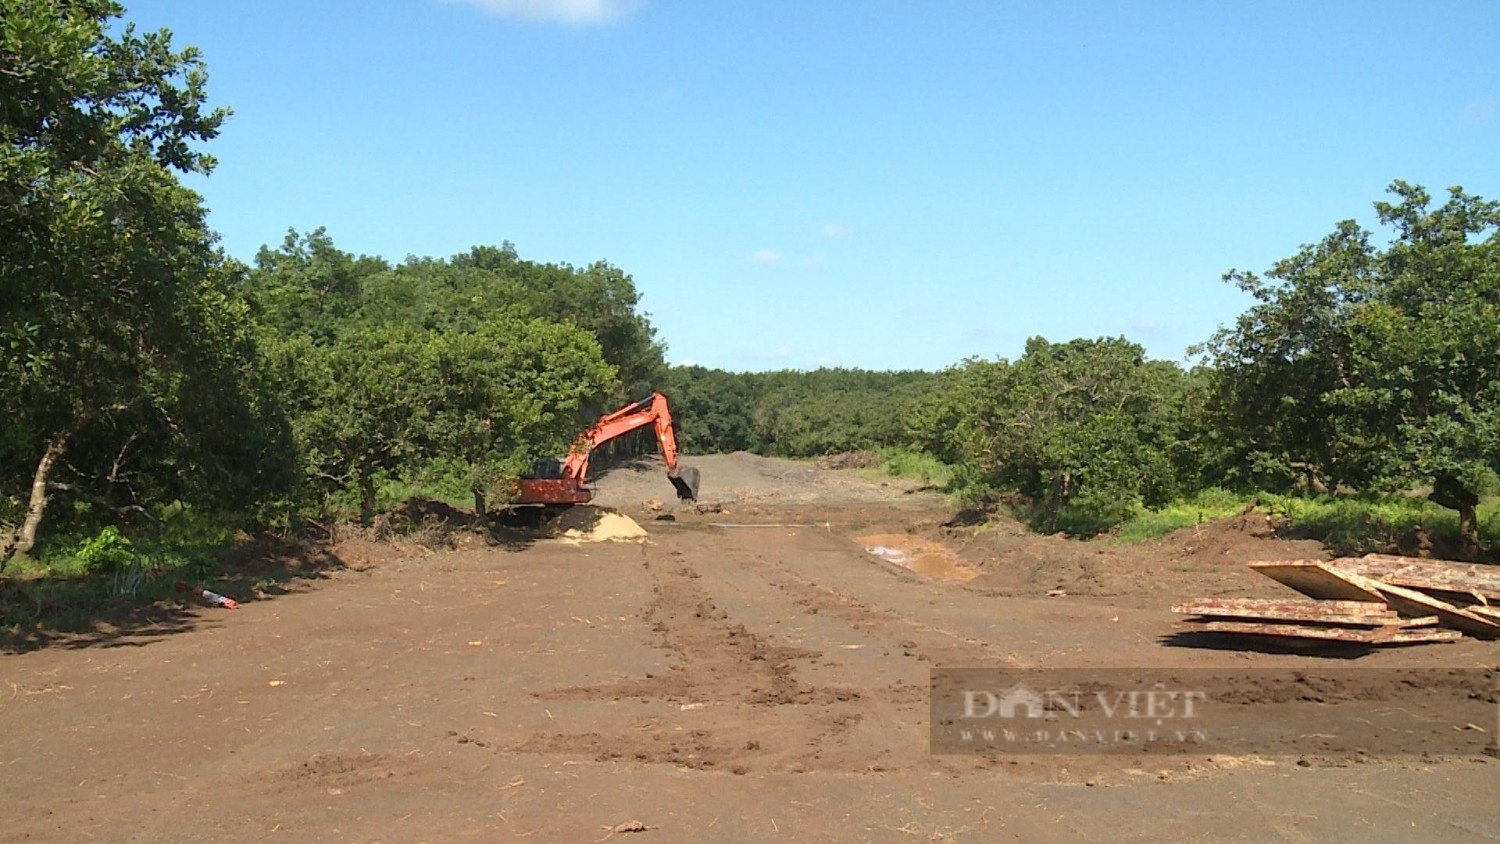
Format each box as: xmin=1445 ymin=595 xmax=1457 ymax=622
xmin=1113 ymin=488 xmax=1250 ymax=543
xmin=1262 ymin=493 xmax=1500 ymax=556
xmin=1112 ymin=488 xmax=1500 ymax=556
xmin=875 ymin=447 xmax=954 ymax=487
xmin=1 ymin=522 xmax=234 ymax=632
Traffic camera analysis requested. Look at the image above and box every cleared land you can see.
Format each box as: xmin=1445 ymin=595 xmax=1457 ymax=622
xmin=4 ymin=454 xmax=1498 ymax=842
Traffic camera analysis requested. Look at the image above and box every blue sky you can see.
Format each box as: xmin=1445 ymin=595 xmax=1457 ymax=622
xmin=125 ymin=0 xmax=1498 ymax=372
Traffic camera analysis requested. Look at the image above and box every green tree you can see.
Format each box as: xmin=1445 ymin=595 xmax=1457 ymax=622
xmin=446 ymin=244 xmax=666 ymax=400
xmin=426 ymin=316 xmax=618 ymax=515
xmin=1203 ymin=182 xmax=1500 ymax=552
xmin=269 ymin=316 xmax=615 ymax=523
xmin=244 ymin=227 xmax=389 ymax=342
xmin=266 ymin=327 xmax=433 ymax=524
xmin=660 ymin=365 xmax=759 ymax=453
xmin=0 ymin=0 xmax=267 ymax=564
xmin=1197 ymin=218 xmax=1378 ymax=494
xmin=941 ymin=337 xmax=1183 ymax=533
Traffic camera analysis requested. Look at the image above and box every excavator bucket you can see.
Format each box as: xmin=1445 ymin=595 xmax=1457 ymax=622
xmin=669 ymin=465 xmax=700 ymax=502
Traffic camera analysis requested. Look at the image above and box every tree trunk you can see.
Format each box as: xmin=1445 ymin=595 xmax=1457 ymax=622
xmin=1 ymin=432 xmax=73 ymax=570
xmin=1289 ymin=462 xmax=1330 ymax=496
xmin=358 ymin=472 xmax=378 ymax=527
xmin=472 ymin=488 xmax=487 ymax=518
xmin=1429 ymin=474 xmax=1481 ymax=557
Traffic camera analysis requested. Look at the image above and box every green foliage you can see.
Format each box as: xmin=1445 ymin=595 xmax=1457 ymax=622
xmin=875 ymin=448 xmax=953 ymax=487
xmin=266 ymin=314 xmax=615 ymax=522
xmin=242 ymin=230 xmax=664 ymax=513
xmin=659 ymin=365 xmax=761 ymax=453
xmin=1110 ymin=488 xmax=1500 ymax=555
xmin=245 ymin=228 xmax=389 ymax=342
xmin=925 ymin=337 xmax=1191 ymax=534
xmin=0 ymin=0 xmax=295 ymax=563
xmin=75 ymin=526 xmax=135 ymax=575
xmin=1263 ymin=494 xmax=1500 ymax=556
xmin=248 ymin=236 xmax=665 ymax=403
xmin=661 ymin=365 xmax=935 ymax=457
xmin=1201 ymin=181 xmax=1500 ymax=549
xmin=1111 ymin=488 xmax=1254 ymax=543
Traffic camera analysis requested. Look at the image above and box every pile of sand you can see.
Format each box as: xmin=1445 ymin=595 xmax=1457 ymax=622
xmin=552 ymin=507 xmax=648 ymax=544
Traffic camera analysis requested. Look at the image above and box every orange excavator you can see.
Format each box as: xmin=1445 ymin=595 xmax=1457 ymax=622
xmin=515 ymin=391 xmax=699 ymax=507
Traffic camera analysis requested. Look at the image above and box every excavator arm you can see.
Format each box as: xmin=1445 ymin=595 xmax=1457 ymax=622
xmin=515 ymin=392 xmax=699 ymax=506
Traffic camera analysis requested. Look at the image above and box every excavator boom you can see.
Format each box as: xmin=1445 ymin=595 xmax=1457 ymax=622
xmin=515 ymin=392 xmax=699 ymax=506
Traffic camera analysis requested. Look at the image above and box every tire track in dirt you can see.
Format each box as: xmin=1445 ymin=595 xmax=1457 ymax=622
xmin=512 ymin=543 xmax=875 ymax=774
xmin=719 ymin=542 xmax=1020 ymax=669
xmin=637 ymin=527 xmax=1233 ymax=783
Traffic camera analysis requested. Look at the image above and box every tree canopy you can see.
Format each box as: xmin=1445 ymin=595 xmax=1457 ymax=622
xmin=907 ymin=338 xmax=1190 ymax=532
xmin=1 ymin=0 xmax=284 ymax=564
xmin=1202 ymin=182 xmax=1500 ymax=549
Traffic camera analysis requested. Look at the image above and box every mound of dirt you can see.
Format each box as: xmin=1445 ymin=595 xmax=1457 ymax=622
xmin=551 ymin=507 xmax=648 ymax=544
xmin=387 ymin=497 xmax=472 ymax=528
xmin=938 ymin=508 xmax=1336 ymax=604
xmin=1152 ymin=510 xmax=1327 ymax=566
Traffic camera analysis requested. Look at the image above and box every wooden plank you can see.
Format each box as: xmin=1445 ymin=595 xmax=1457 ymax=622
xmin=1172 ymin=598 xmax=1395 ymax=614
xmin=1400 ymin=616 xmax=1441 ymax=628
xmin=1361 ymin=554 xmax=1500 ymax=581
xmin=1376 ymin=580 xmax=1490 ymax=607
xmin=1248 ymin=561 xmax=1388 ymax=603
xmin=1368 ymin=582 xmax=1500 ymax=638
xmin=1181 ymin=621 xmax=1382 ymax=642
xmin=1372 ymin=629 xmax=1464 ymax=644
xmin=1335 ymin=555 xmax=1500 ymax=602
xmin=1172 ymin=606 xmax=1405 ymax=627
xmin=1470 ymin=606 xmax=1500 ymax=621
xmin=1180 ymin=620 xmax=1460 ymax=644
xmin=1380 ymin=630 xmax=1465 ymax=644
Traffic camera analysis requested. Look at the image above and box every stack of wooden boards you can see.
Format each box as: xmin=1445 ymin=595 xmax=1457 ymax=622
xmin=1173 ymin=553 xmax=1500 ymax=646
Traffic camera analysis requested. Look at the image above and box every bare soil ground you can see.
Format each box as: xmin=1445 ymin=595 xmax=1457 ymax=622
xmin=4 ymin=454 xmax=1499 ymax=842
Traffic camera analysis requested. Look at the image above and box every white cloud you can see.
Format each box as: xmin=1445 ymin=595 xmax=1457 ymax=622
xmin=818 ymin=221 xmax=852 ymax=239
xmin=448 ymin=0 xmax=642 ymax=26
xmin=1462 ymin=95 xmax=1497 ymax=125
xmin=1127 ymin=315 xmax=1167 ymax=337
xmin=751 ymin=249 xmax=782 ymax=264
xmin=739 ymin=342 xmax=795 ymax=364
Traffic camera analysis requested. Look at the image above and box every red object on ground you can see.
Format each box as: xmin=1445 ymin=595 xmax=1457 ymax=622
xmin=175 ymin=582 xmax=239 ymax=609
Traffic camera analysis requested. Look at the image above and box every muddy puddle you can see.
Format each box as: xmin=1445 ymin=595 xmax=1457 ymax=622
xmin=856 ymin=533 xmax=979 ymax=582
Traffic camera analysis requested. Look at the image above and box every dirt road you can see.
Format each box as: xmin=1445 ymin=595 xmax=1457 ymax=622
xmin=4 ymin=455 xmax=1499 ymax=842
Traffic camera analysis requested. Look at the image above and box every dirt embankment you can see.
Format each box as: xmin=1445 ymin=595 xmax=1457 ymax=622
xmin=940 ymin=509 xmax=1330 ymax=606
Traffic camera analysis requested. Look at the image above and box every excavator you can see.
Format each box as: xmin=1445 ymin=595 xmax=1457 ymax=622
xmin=514 ymin=391 xmax=699 ymax=509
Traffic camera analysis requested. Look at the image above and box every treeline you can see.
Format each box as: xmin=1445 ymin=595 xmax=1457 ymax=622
xmin=664 ymin=181 xmax=1500 ymax=551
xmin=662 ymin=367 xmax=934 ymax=456
xmin=246 ymin=231 xmax=665 ymax=523
xmin=5 ymin=3 xmax=1499 ymax=571
xmin=0 ymin=0 xmax=670 ymax=565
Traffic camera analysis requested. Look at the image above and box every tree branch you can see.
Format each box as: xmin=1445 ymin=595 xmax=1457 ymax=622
xmin=47 ymin=482 xmax=165 ymax=528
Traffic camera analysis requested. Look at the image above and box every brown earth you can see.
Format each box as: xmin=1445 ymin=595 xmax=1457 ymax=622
xmin=3 ymin=453 xmax=1499 ymax=842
